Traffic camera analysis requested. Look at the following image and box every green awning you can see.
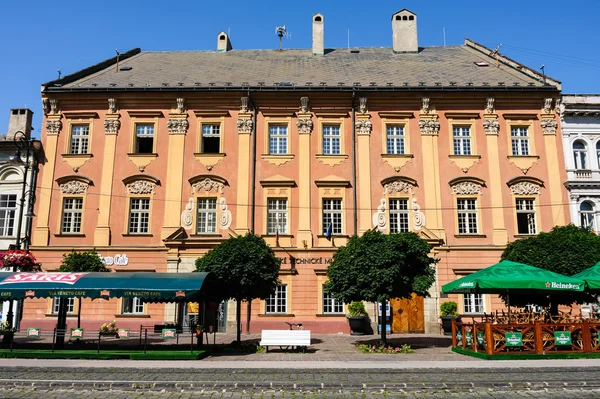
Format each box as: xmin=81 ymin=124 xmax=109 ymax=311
xmin=0 ymin=272 xmax=218 ymax=301
xmin=573 ymin=262 xmax=600 ymax=289
xmin=442 ymin=260 xmax=585 ymax=294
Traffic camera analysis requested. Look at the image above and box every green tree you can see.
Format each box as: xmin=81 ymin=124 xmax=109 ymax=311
xmin=325 ymin=230 xmax=436 ymax=346
xmin=195 ymin=233 xmax=281 ymax=344
xmin=501 ymin=224 xmax=600 ymax=311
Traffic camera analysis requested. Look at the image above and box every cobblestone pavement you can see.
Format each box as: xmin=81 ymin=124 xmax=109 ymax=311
xmin=0 ymin=388 xmax=600 ymax=398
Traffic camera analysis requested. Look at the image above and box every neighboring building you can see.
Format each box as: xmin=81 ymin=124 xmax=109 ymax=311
xmin=561 ymin=95 xmax=600 ymax=317
xmin=24 ymin=9 xmax=569 ymax=334
xmin=0 ymin=108 xmax=41 ymax=327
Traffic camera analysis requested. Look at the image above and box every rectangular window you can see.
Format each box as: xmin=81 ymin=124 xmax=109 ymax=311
xmin=386 ymin=125 xmax=405 ymax=155
xmin=269 ymin=125 xmax=288 ymax=154
xmin=516 ymin=198 xmax=536 ymax=235
xmin=52 ymin=297 xmax=75 ymax=314
xmin=511 ymin=127 xmax=529 ymax=156
xmin=322 ymin=199 xmax=342 ymax=235
xmin=0 ymin=194 xmax=17 ymax=237
xmin=201 ymin=124 xmax=221 ymax=154
xmin=389 ymin=199 xmax=409 ymax=233
xmin=196 ymin=198 xmax=217 ymax=234
xmin=453 ymin=126 xmax=472 ymax=155
xmin=61 ymin=198 xmax=83 ymax=234
xmin=135 ymin=124 xmax=155 ymax=154
xmin=265 ymin=285 xmax=287 ymax=314
xmin=122 ymin=297 xmax=145 ymax=314
xmin=267 ymin=199 xmax=288 ymax=234
xmin=457 ymin=198 xmax=478 ymax=234
xmin=128 ymin=198 xmax=150 ymax=234
xmin=463 ymin=293 xmax=484 ymax=314
xmin=322 ymin=125 xmax=341 ymax=155
xmin=70 ymin=125 xmax=89 ymax=154
xmin=323 ymin=286 xmax=344 ymax=314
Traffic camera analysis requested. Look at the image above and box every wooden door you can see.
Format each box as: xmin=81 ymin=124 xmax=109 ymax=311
xmin=390 ymin=294 xmax=424 ymax=333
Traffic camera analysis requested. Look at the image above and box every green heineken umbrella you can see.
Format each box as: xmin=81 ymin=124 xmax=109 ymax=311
xmin=442 ymin=260 xmax=585 ymax=294
xmin=573 ymin=262 xmax=600 ymax=289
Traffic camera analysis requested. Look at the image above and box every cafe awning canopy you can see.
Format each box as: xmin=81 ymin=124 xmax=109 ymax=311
xmin=0 ymin=272 xmax=219 ymax=302
xmin=573 ymin=262 xmax=600 ymax=289
xmin=442 ymin=260 xmax=585 ymax=294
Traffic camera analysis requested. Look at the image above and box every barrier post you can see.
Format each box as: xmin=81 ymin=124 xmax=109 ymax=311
xmin=451 ymin=319 xmax=457 ymax=347
xmin=190 ymin=331 xmax=193 ymax=354
xmin=485 ymin=322 xmax=494 ymax=356
xmin=144 ymin=329 xmax=148 ymax=354
xmin=98 ymin=332 xmax=101 ymax=354
xmin=534 ymin=321 xmax=543 ymax=354
xmin=51 ymin=328 xmax=56 ymax=353
xmin=583 ymin=320 xmax=592 ymax=353
xmin=139 ymin=326 xmax=143 ymax=348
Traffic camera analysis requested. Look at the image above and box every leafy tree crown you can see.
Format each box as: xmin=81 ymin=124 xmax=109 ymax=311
xmin=59 ymin=250 xmax=110 ymax=272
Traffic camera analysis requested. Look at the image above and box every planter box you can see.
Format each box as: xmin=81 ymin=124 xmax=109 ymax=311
xmin=348 ymin=316 xmax=369 ymax=335
xmin=441 ymin=316 xmax=460 ymax=336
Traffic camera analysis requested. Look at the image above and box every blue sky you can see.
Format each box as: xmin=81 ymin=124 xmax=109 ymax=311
xmin=1 ymin=0 xmax=598 ymax=137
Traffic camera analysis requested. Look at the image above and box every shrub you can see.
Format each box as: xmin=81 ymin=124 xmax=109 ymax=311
xmin=440 ymin=301 xmax=458 ymax=317
xmin=357 ymin=343 xmax=414 ymax=354
xmin=347 ymin=301 xmax=368 ymax=318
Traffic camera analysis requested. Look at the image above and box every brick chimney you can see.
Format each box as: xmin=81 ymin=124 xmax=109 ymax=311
xmin=312 ymin=13 xmax=324 ymax=55
xmin=392 ymin=9 xmax=418 ymax=53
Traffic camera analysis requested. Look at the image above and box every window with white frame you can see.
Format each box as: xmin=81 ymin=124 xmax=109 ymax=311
xmin=267 ymin=198 xmax=288 ymax=234
xmin=457 ymin=198 xmax=478 ymax=234
xmin=389 ymin=198 xmax=409 ymax=233
xmin=0 ymin=194 xmax=17 ymax=237
xmin=128 ymin=198 xmax=150 ymax=234
xmin=52 ymin=297 xmax=75 ymax=314
xmin=265 ymin=285 xmax=287 ymax=313
xmin=323 ymin=285 xmax=344 ymax=314
xmin=573 ymin=141 xmax=588 ymax=169
xmin=596 ymin=142 xmax=600 ymax=169
xmin=196 ymin=198 xmax=217 ymax=234
xmin=463 ymin=293 xmax=484 ymax=314
xmin=61 ymin=197 xmax=83 ymax=234
xmin=135 ymin=124 xmax=154 ymax=154
xmin=70 ymin=125 xmax=89 ymax=154
xmin=201 ymin=124 xmax=221 ymax=154
xmin=322 ymin=125 xmax=341 ymax=155
xmin=322 ymin=199 xmax=342 ymax=235
xmin=511 ymin=127 xmax=530 ymax=156
xmin=269 ymin=125 xmax=288 ymax=154
xmin=453 ymin=126 xmax=472 ymax=155
xmin=386 ymin=125 xmax=405 ymax=154
xmin=516 ymin=198 xmax=536 ymax=235
xmin=580 ymin=201 xmax=595 ymax=230
xmin=122 ymin=297 xmax=145 ymax=314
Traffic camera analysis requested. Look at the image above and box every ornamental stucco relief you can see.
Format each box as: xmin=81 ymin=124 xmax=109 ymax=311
xmin=108 ymin=98 xmax=118 ymax=114
xmin=418 ymin=119 xmax=440 ymax=135
xmin=60 ymin=181 xmax=89 ymax=194
xmin=451 ymin=181 xmax=482 ymax=195
xmin=219 ymin=197 xmax=232 ymax=230
xmin=104 ymin=119 xmax=120 ymax=135
xmin=485 ymin=97 xmax=495 ymax=114
xmin=46 ymin=120 xmax=62 ymax=135
xmin=192 ymin=178 xmax=224 ymax=193
xmin=167 ymin=118 xmax=189 ymax=134
xmin=355 ymin=119 xmax=372 ymax=135
xmin=181 ymin=198 xmax=194 ymax=230
xmin=383 ymin=180 xmax=414 ymax=195
xmin=126 ymin=180 xmax=157 ymax=194
xmin=412 ymin=198 xmax=426 ymax=231
xmin=483 ymin=119 xmax=500 ymax=135
xmin=510 ymin=181 xmax=540 ymax=195
xmin=237 ymin=118 xmax=253 ymax=133
xmin=372 ymin=199 xmax=387 ymax=231
xmin=297 ymin=118 xmax=313 ymax=133
xmin=541 ymin=119 xmax=558 ymax=135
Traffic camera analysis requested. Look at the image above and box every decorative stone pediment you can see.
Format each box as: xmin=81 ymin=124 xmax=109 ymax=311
xmin=510 ymin=181 xmax=541 ymax=195
xmin=383 ymin=180 xmax=414 ymax=195
xmin=451 ymin=181 xmax=482 ymax=195
xmin=59 ymin=180 xmax=90 ymax=194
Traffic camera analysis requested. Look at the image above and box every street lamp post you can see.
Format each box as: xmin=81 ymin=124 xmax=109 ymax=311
xmin=5 ymin=130 xmax=35 ymax=330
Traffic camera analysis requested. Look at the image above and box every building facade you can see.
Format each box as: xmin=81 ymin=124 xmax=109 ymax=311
xmin=23 ymin=10 xmax=570 ymax=334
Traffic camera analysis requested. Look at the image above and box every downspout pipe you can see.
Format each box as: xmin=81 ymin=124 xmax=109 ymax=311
xmin=351 ymin=92 xmax=358 ymax=235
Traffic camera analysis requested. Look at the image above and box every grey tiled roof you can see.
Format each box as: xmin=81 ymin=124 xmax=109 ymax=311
xmin=57 ymin=45 xmax=549 ymax=90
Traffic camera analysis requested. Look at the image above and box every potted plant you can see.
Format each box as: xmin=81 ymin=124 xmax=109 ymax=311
xmin=440 ymin=301 xmax=460 ymax=336
xmin=98 ymin=320 xmax=118 ymax=337
xmin=347 ymin=301 xmax=369 ymax=335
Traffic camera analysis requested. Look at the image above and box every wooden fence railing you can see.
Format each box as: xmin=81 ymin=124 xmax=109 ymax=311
xmin=452 ymin=319 xmax=600 ymax=355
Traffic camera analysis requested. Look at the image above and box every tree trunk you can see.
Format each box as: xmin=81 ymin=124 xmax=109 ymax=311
xmin=246 ymin=301 xmax=251 ymax=335
xmin=236 ymin=299 xmax=241 ymax=345
xmin=380 ymin=299 xmax=387 ymax=347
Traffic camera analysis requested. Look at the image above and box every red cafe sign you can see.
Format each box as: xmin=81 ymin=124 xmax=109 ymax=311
xmin=0 ymin=273 xmax=88 ymax=285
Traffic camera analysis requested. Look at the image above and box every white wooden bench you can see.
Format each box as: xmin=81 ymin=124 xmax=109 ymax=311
xmin=259 ymin=330 xmax=311 ymax=353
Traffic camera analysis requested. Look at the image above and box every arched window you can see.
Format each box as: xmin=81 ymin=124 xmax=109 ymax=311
xmin=580 ymin=201 xmax=595 ymax=230
xmin=573 ymin=141 xmax=588 ymax=169
xmin=596 ymin=141 xmax=600 ymax=169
